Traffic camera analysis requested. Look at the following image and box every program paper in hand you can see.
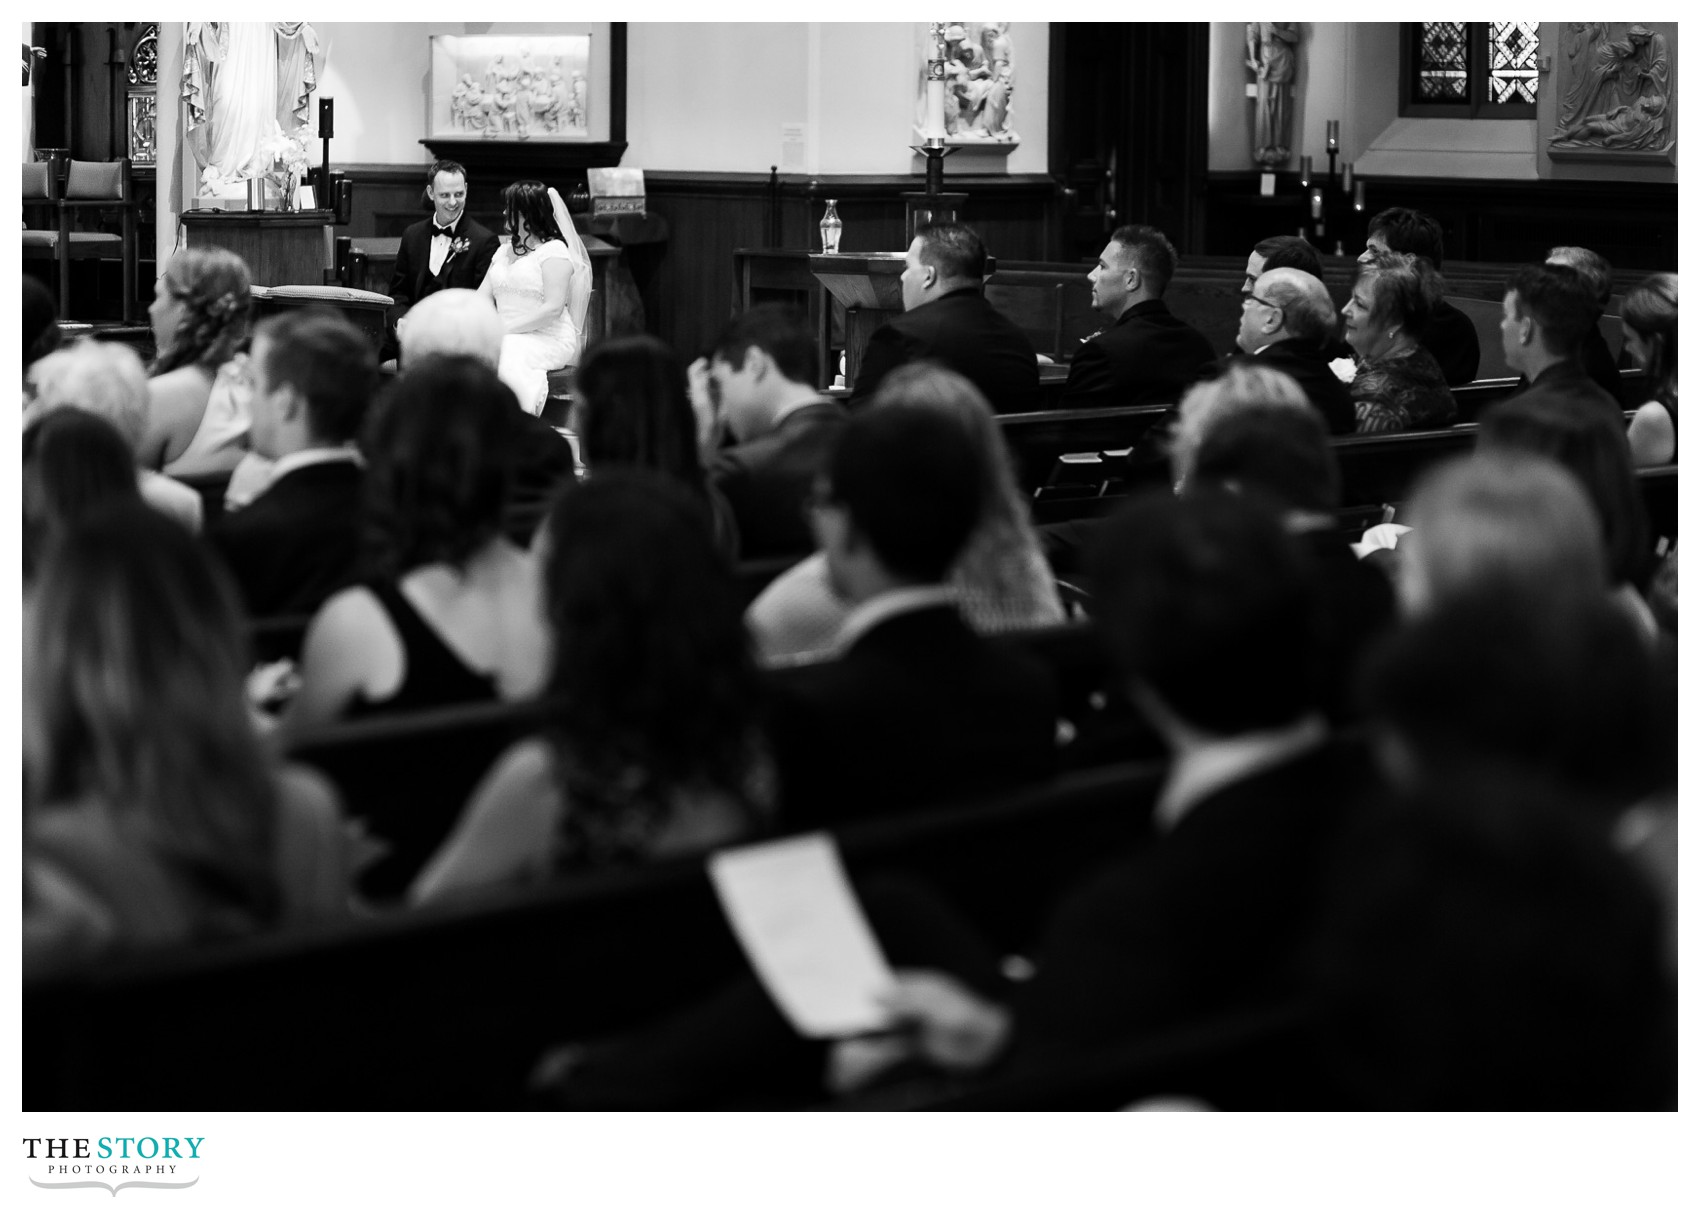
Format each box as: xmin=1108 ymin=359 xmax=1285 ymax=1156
xmin=708 ymin=834 xmax=897 ymax=1039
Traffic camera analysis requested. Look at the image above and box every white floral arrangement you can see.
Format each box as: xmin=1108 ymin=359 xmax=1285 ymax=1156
xmin=256 ymin=127 xmax=311 ymax=178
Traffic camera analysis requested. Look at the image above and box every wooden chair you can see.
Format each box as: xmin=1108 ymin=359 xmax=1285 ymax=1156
xmin=21 ymin=158 xmax=139 ymax=323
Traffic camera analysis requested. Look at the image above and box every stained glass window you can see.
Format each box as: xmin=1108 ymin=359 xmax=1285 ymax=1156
xmin=1416 ymin=22 xmax=1469 ymax=102
xmin=1405 ymin=22 xmax=1539 ymax=116
xmin=1488 ymin=22 xmax=1539 ymax=105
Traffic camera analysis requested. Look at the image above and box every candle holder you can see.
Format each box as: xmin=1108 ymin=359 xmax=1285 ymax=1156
xmin=905 ymin=22 xmax=963 ymax=240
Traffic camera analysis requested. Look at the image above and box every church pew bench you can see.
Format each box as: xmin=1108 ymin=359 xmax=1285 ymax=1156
xmin=24 ymin=759 xmax=1165 ymax=1111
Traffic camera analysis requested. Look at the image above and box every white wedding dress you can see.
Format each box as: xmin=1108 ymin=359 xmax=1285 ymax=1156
xmin=487 ymin=188 xmax=593 ymax=415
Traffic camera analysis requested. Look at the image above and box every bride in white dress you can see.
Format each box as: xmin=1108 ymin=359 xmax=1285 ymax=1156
xmin=478 ymin=181 xmax=593 ymax=415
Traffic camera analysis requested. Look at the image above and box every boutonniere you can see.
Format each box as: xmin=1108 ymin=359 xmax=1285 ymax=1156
xmin=443 ymin=236 xmax=471 ymax=263
xmin=1080 ymin=328 xmax=1104 ymax=345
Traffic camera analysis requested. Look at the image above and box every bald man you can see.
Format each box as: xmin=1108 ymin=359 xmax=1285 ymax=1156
xmin=401 ymin=287 xmax=577 ymax=546
xmin=1234 ymin=268 xmax=1355 ymax=434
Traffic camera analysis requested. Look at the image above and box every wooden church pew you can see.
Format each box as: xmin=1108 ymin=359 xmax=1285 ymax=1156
xmin=23 ymin=759 xmax=1165 ymax=1111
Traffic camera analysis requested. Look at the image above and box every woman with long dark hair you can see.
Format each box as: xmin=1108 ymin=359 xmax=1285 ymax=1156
xmin=477 ymin=178 xmax=593 ymax=415
xmin=412 ymin=471 xmax=771 ymax=902
xmin=572 ymin=334 xmax=740 ymax=555
xmin=140 ymin=247 xmax=254 ymax=475
xmin=23 ymin=504 xmax=347 ymax=972
xmin=1623 ymin=272 xmax=1677 ymax=466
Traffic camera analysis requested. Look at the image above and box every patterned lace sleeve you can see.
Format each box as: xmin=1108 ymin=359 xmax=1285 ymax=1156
xmin=1354 ymin=399 xmax=1408 ymax=434
xmin=1349 ymin=364 xmax=1411 ymax=433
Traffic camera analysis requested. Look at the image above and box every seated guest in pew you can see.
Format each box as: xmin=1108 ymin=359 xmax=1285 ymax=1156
xmin=400 ymin=287 xmax=576 ymax=549
xmin=23 ymin=408 xmax=144 ymax=585
xmin=25 ymin=339 xmax=203 ymax=533
xmin=768 ymin=404 xmax=1058 ymax=827
xmin=1493 ymin=262 xmax=1624 ymax=429
xmin=1235 ymin=268 xmax=1356 ymax=434
xmin=1058 ymin=224 xmax=1216 ymax=410
xmin=1240 ymin=234 xmax=1326 ymax=297
xmin=1306 ymin=773 xmax=1673 ymax=1109
xmin=848 ymin=222 xmax=1040 ymax=415
xmin=1360 ymin=207 xmax=1478 ymax=385
xmin=411 ymin=472 xmax=773 ymax=904
xmin=1546 ymin=246 xmax=1625 ymax=405
xmin=1622 ymin=273 xmax=1677 ymax=466
xmin=141 ymin=247 xmax=256 ymax=477
xmin=1479 ymin=395 xmax=1656 ymax=638
xmin=1340 ymin=251 xmax=1456 ymax=433
xmin=206 ymin=309 xmax=376 ymax=620
xmin=694 ymin=305 xmax=847 ymax=561
xmin=283 ymin=356 xmax=550 ymax=735
xmin=748 ymin=364 xmax=1064 ymax=664
xmin=24 ymin=505 xmax=349 ymax=976
xmin=383 ymin=159 xmax=500 ymax=365
xmin=23 ymin=276 xmax=63 ymax=374
xmin=1187 ymin=405 xmax=1396 ymax=723
xmin=573 ymin=336 xmax=740 ymax=558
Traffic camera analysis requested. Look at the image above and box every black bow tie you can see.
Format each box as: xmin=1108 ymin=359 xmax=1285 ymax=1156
xmin=432 ymin=221 xmax=457 ymax=238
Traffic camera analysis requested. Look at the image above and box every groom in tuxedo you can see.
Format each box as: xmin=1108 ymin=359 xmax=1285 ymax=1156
xmin=383 ymin=159 xmax=499 ymax=361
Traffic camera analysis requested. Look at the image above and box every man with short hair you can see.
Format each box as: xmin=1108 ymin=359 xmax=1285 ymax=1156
xmin=848 ymin=222 xmax=1040 ymax=414
xmin=383 ymin=159 xmax=500 ymax=362
xmin=1495 ymin=262 xmax=1624 ymax=428
xmin=400 ymin=287 xmax=575 ymax=549
xmin=1236 ymin=267 xmax=1356 ymax=433
xmin=1546 ymin=245 xmax=1625 ymax=404
xmin=208 ymin=308 xmax=376 ymax=618
xmin=770 ymin=405 xmax=1057 ymax=826
xmin=1242 ymin=233 xmax=1325 ymax=295
xmin=1059 ymin=224 xmax=1216 ymax=409
xmin=700 ymin=305 xmax=847 ymax=560
xmin=1361 ymin=206 xmax=1478 ymax=384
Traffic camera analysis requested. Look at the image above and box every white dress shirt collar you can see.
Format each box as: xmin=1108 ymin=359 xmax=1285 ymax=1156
xmin=1153 ymin=713 xmax=1329 ymax=833
xmin=833 ymin=585 xmax=958 ymax=655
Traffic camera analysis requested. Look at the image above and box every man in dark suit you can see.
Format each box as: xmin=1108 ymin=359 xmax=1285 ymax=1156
xmin=1546 ymin=245 xmax=1625 ymax=406
xmin=1236 ymin=267 xmax=1356 ymax=434
xmin=1059 ymin=224 xmax=1216 ymax=410
xmin=770 ymin=403 xmax=1058 ymax=827
xmin=1494 ymin=261 xmax=1624 ymax=429
xmin=382 ymin=159 xmax=500 ymax=363
xmin=1362 ymin=206 xmax=1479 ymax=385
xmin=874 ymin=490 xmax=1371 ymax=1077
xmin=208 ymin=309 xmax=376 ymax=618
xmin=698 ymin=305 xmax=847 ymax=560
xmin=848 ymin=222 xmax=1040 ymax=414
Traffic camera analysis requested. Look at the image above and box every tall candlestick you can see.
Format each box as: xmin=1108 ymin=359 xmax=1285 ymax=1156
xmin=926 ymin=78 xmax=946 ymax=139
xmin=1354 ymin=179 xmax=1366 ymax=211
xmin=1299 ymin=155 xmax=1312 ymax=187
xmin=1342 ymin=162 xmax=1353 ymax=192
xmin=1326 ymin=119 xmax=1340 ymax=150
xmin=1310 ymin=189 xmax=1323 ymax=220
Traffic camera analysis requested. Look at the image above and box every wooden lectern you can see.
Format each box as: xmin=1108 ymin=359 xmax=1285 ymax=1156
xmin=808 ymin=252 xmax=907 ymax=389
xmin=180 ymin=209 xmax=336 ymax=287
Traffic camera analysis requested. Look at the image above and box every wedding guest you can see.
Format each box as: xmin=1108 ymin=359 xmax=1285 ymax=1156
xmin=412 ymin=472 xmax=773 ymax=904
xmin=25 ymin=339 xmax=203 ymax=533
xmin=23 ymin=407 xmax=141 ymax=583
xmin=1236 ymin=267 xmax=1356 ymax=433
xmin=141 ymin=247 xmax=254 ymax=476
xmin=1546 ymin=245 xmax=1625 ymax=405
xmin=1341 ymin=251 xmax=1456 ymax=433
xmin=23 ymin=504 xmax=348 ymax=975
xmin=748 ymin=363 xmax=1063 ymax=664
xmin=1493 ymin=262 xmax=1623 ymax=429
xmin=1361 ymin=206 xmax=1478 ymax=384
xmin=1621 ymin=273 xmax=1677 ymax=466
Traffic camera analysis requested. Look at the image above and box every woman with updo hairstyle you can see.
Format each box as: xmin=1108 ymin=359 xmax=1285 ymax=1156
xmin=1340 ymin=250 xmax=1456 ymax=433
xmin=1622 ymin=272 xmax=1677 ymax=466
xmin=285 ymin=354 xmax=551 ymax=736
xmin=412 ymin=470 xmax=772 ymax=902
xmin=141 ymin=246 xmax=254 ymax=475
xmin=572 ymin=334 xmax=740 ymax=555
xmin=23 ymin=504 xmax=348 ymax=974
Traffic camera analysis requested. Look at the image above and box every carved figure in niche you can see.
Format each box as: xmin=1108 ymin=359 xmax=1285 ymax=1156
xmin=451 ymin=72 xmax=481 ymax=130
xmin=571 ymin=71 xmax=588 ymax=127
xmin=1557 ymin=23 xmax=1611 ymax=130
xmin=1551 ymin=23 xmax=1671 ymax=153
xmin=527 ymin=76 xmax=562 ymax=133
xmin=917 ymin=22 xmax=1019 ymax=143
xmin=1247 ymin=22 xmax=1298 ymax=167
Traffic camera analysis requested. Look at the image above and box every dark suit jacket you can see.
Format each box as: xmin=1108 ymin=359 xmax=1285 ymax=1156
xmin=1243 ymin=338 xmax=1357 ymax=434
xmin=1060 ymin=299 xmax=1218 ymax=410
xmin=1424 ymin=298 xmax=1481 ymax=387
xmin=1579 ymin=325 xmax=1625 ymax=407
xmin=1009 ymin=739 xmax=1374 ymax=1065
xmin=770 ymin=603 xmax=1059 ymax=827
xmin=503 ymin=410 xmax=578 ymax=550
xmin=207 ymin=458 xmax=365 ymax=619
xmin=710 ymin=399 xmax=847 ymax=560
xmin=849 ymin=286 xmax=1041 ymax=415
xmin=1495 ymin=358 xmax=1625 ymax=429
xmin=384 ymin=215 xmax=500 ymax=356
